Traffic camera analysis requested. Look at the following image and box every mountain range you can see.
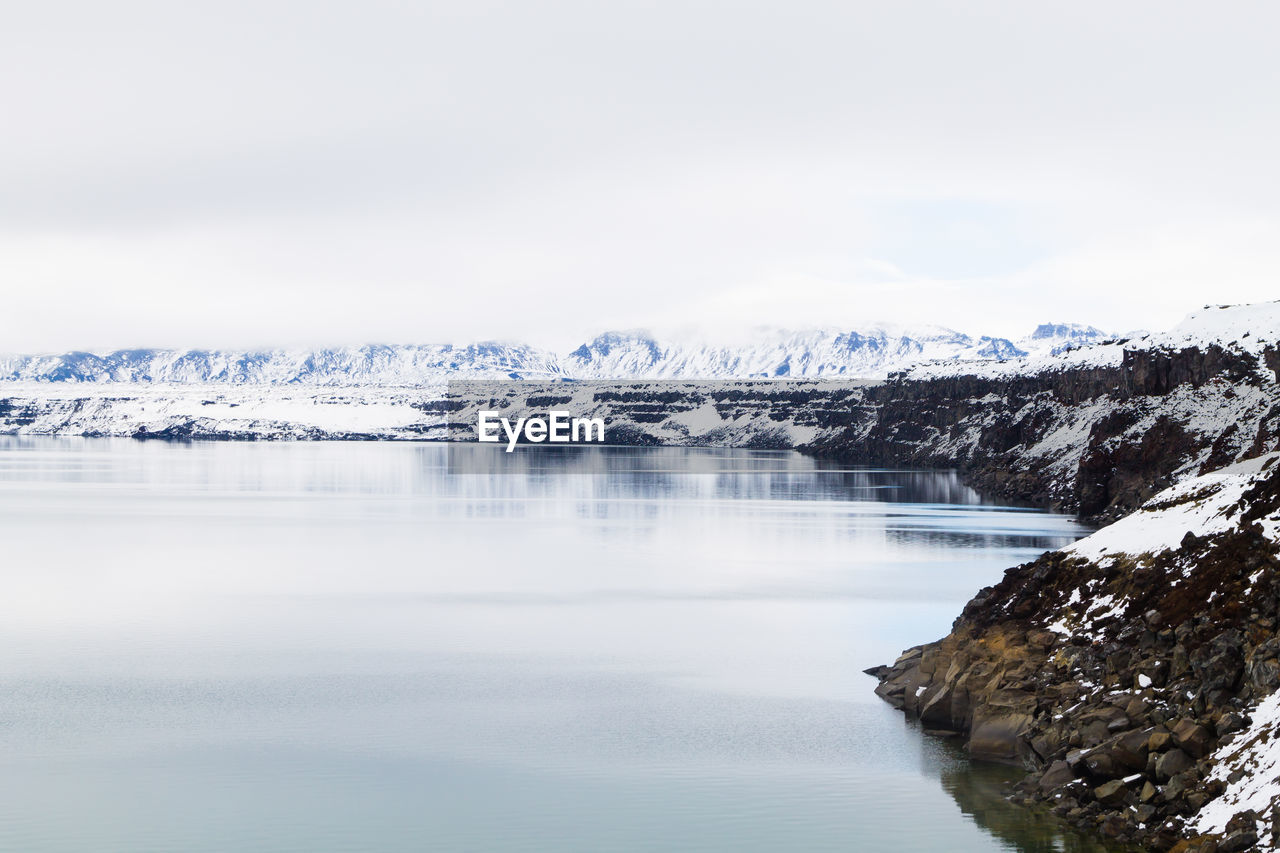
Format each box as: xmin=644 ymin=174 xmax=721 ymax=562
xmin=0 ymin=323 xmax=1112 ymax=384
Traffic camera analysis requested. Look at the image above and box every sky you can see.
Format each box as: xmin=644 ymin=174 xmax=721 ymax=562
xmin=3 ymin=1 xmax=1280 ymax=353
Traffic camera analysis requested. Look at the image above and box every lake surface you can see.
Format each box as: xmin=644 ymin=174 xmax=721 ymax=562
xmin=0 ymin=438 xmax=1117 ymax=852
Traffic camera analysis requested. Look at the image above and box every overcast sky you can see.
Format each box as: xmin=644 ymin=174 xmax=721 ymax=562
xmin=3 ymin=1 xmax=1279 ymax=352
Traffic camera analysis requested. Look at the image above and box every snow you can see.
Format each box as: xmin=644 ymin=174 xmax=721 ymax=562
xmin=1036 ymin=453 xmax=1280 ymax=639
xmin=0 ymin=342 xmax=568 ymax=384
xmin=0 ymin=378 xmax=866 ymax=446
xmin=904 ymin=299 xmax=1280 ymax=381
xmin=2 ymin=302 xmax=1275 ymax=387
xmin=667 ymin=403 xmax=728 ymax=432
xmin=0 ymin=383 xmax=446 ymax=438
xmin=1065 ymin=454 xmax=1278 ymax=564
xmin=0 ymin=321 xmax=1109 ymax=385
xmin=1156 ymin=301 xmax=1280 ymax=354
xmin=563 ymin=325 xmax=1040 ymax=380
xmin=1195 ymin=688 xmax=1280 ymax=847
xmin=902 ymin=337 xmax=1126 ymax=380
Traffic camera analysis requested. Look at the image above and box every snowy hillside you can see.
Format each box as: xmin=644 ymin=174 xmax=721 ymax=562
xmin=904 ymin=301 xmax=1280 ymax=380
xmin=1151 ymin=301 xmax=1280 ymax=353
xmin=0 ymin=322 xmax=1110 ymax=385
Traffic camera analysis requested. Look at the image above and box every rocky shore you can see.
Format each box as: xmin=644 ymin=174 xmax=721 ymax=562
xmin=870 ymin=455 xmax=1280 ymax=851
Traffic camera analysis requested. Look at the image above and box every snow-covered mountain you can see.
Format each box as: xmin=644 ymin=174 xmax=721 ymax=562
xmin=1016 ymin=322 xmax=1112 ymax=356
xmin=563 ymin=325 xmax=1033 ymax=380
xmin=0 ymin=343 xmax=567 ymax=384
xmin=0 ymin=322 xmax=1109 ymax=384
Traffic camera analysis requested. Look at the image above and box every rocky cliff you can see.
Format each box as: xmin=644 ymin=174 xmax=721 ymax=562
xmin=808 ymin=339 xmax=1280 ymax=522
xmin=871 ymin=456 xmax=1280 ymax=851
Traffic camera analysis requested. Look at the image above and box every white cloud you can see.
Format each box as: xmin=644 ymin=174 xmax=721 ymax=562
xmin=2 ymin=1 xmax=1279 ymax=351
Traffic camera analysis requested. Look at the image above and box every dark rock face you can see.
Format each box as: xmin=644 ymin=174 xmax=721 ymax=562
xmin=871 ymin=460 xmax=1280 ymax=851
xmin=810 ymin=344 xmax=1279 ymax=521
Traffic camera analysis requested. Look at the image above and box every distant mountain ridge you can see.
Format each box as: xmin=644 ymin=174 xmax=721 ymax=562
xmin=0 ymin=322 xmax=1113 ymax=384
xmin=0 ymin=343 xmax=567 ymax=385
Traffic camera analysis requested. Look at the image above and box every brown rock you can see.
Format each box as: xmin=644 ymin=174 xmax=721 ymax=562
xmin=1111 ymin=727 xmax=1152 ymax=771
xmin=1106 ymin=714 xmax=1133 ymax=733
xmin=1094 ymin=779 xmax=1129 ymax=806
xmin=1083 ymin=750 xmax=1118 ymax=779
xmin=969 ymin=709 xmax=1034 ymax=763
xmin=1026 ymin=629 xmax=1056 ymax=650
xmin=1039 ymin=759 xmax=1077 ymax=792
xmin=1155 ymin=748 xmax=1195 ymax=781
xmin=1172 ymin=719 xmax=1214 ymax=759
xmin=1215 ymin=711 xmax=1247 ymax=736
xmin=1125 ymin=695 xmax=1152 ymax=722
xmin=1082 ymin=720 xmax=1113 ymax=747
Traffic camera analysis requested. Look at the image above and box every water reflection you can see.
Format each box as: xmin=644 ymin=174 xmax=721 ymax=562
xmin=903 ymin=722 xmax=1131 ymax=853
xmin=0 ymin=437 xmax=1111 ymax=852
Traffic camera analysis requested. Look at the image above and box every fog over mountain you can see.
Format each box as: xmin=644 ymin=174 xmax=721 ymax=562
xmin=0 ymin=322 xmax=1111 ymax=384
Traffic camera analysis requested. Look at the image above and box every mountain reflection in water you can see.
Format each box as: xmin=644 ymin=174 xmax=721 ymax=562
xmin=0 ymin=438 xmax=1120 ymax=852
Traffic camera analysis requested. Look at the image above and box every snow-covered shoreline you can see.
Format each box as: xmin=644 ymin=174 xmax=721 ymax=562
xmin=0 ymin=379 xmax=872 ymax=447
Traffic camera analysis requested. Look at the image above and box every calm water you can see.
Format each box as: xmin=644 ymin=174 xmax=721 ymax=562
xmin=0 ymin=438 xmax=1116 ymax=852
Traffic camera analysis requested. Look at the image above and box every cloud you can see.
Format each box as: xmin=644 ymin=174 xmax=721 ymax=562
xmin=2 ymin=1 xmax=1279 ymax=351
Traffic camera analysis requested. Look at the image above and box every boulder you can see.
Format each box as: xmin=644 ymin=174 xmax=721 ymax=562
xmin=1155 ymin=748 xmax=1195 ymax=781
xmin=1111 ymin=727 xmax=1152 ymax=771
xmin=1038 ymin=759 xmax=1076 ymax=792
xmin=1172 ymin=719 xmax=1214 ymax=759
xmin=1223 ymin=810 xmax=1258 ymax=841
xmin=1125 ymin=694 xmax=1152 ymax=722
xmin=1083 ymin=750 xmax=1118 ymax=779
xmin=969 ymin=709 xmax=1034 ymax=763
xmin=1218 ymin=831 xmax=1258 ymax=853
xmin=1214 ymin=711 xmax=1247 ymax=737
xmin=1094 ymin=779 xmax=1128 ymax=807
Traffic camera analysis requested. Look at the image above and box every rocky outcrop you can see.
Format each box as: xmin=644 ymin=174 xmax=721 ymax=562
xmin=810 ymin=341 xmax=1280 ymax=521
xmin=871 ymin=457 xmax=1280 ymax=851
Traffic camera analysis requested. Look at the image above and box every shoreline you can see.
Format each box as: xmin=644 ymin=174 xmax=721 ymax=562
xmin=870 ymin=456 xmax=1280 ymax=852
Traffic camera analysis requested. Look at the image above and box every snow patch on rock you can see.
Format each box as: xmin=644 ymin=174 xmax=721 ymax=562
xmin=1066 ymin=454 xmax=1279 ymax=564
xmin=1195 ymin=688 xmax=1280 ymax=847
